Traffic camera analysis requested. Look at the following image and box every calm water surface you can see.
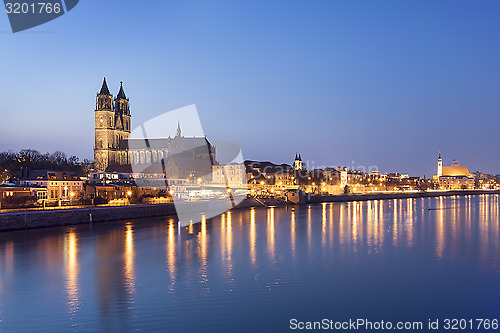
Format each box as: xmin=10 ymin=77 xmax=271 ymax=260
xmin=0 ymin=195 xmax=500 ymax=332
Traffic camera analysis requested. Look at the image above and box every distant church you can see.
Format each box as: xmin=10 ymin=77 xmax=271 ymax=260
xmin=94 ymin=78 xmax=215 ymax=174
xmin=434 ymin=152 xmax=474 ymax=190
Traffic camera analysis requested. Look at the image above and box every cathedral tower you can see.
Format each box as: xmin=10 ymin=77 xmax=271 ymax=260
xmin=293 ymin=153 xmax=303 ymax=171
xmin=94 ymin=77 xmax=114 ymax=172
xmin=113 ymin=82 xmax=131 ymax=166
xmin=94 ymin=78 xmax=131 ymax=172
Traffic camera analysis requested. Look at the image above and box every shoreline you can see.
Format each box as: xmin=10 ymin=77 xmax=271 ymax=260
xmin=0 ymin=190 xmax=498 ymax=232
xmin=307 ymin=189 xmax=500 ymax=203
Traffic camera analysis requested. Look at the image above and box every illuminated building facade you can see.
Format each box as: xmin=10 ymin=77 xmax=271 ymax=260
xmin=19 ymin=170 xmax=83 ymax=201
xmin=434 ymin=153 xmax=475 ymax=190
xmin=94 ymin=78 xmax=216 ymax=174
xmin=94 ymin=78 xmax=131 ymax=172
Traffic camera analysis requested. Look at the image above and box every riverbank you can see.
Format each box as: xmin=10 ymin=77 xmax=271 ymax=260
xmin=0 ymin=190 xmax=498 ymax=232
xmin=0 ymin=204 xmax=177 ymax=232
xmin=307 ymin=189 xmax=500 ymax=203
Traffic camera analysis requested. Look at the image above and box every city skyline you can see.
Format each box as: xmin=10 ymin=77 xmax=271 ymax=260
xmin=1 ymin=1 xmax=500 ymax=176
xmin=2 ymin=3 xmax=500 ymax=333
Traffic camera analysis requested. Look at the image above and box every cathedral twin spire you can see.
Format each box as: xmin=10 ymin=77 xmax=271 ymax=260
xmin=98 ymin=77 xmax=128 ymax=100
xmin=97 ymin=77 xmax=129 ymax=114
xmin=94 ymin=77 xmax=131 ymax=172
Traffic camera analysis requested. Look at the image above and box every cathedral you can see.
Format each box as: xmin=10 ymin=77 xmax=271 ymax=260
xmin=94 ymin=78 xmax=216 ymax=174
xmin=94 ymin=78 xmax=131 ymax=172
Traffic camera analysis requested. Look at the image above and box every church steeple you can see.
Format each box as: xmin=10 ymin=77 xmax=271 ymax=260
xmin=176 ymin=121 xmax=182 ymax=137
xmin=99 ymin=77 xmax=111 ymax=95
xmin=437 ymin=151 xmax=443 ymax=177
xmin=293 ymin=153 xmax=303 ymax=171
xmin=114 ymin=81 xmax=130 ymax=115
xmin=116 ymin=81 xmax=127 ymax=100
xmin=96 ymin=77 xmax=112 ymax=111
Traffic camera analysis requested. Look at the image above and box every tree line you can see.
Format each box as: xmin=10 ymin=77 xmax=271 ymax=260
xmin=0 ymin=149 xmax=91 ymax=182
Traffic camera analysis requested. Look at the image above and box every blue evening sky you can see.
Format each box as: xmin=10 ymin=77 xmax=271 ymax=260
xmin=1 ymin=0 xmax=499 ymax=176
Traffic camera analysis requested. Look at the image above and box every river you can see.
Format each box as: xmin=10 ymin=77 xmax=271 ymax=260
xmin=0 ymin=195 xmax=499 ymax=332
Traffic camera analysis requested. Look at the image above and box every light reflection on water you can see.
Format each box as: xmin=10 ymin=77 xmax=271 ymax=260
xmin=124 ymin=224 xmax=135 ymax=298
xmin=0 ymin=195 xmax=499 ymax=332
xmin=65 ymin=229 xmax=79 ymax=315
